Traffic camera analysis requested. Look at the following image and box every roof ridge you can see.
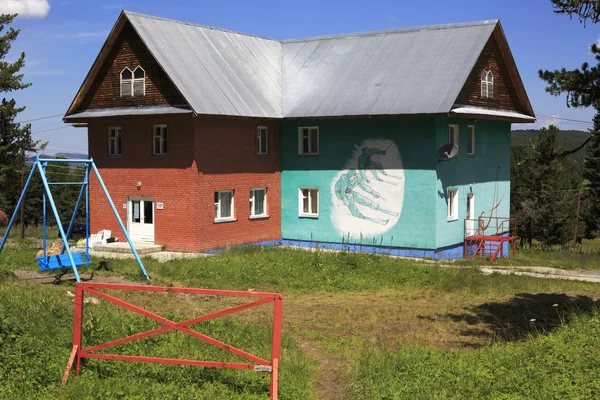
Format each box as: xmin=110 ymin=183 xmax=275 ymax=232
xmin=282 ymin=20 xmax=499 ymax=43
xmin=123 ymin=10 xmax=280 ymax=42
xmin=124 ymin=11 xmax=497 ymax=44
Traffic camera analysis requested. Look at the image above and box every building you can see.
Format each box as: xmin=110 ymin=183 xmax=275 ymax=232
xmin=64 ymin=11 xmax=535 ymax=257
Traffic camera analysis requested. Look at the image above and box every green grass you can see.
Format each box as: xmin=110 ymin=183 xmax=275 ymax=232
xmin=349 ymin=305 xmax=600 ymax=399
xmin=456 ymin=246 xmax=600 ymax=270
xmin=1 ymin=245 xmax=600 ymax=398
xmin=0 ymin=281 xmax=314 ymax=399
xmin=44 ymin=245 xmax=596 ymax=295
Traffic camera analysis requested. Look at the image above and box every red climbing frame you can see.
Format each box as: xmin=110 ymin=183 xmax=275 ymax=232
xmin=62 ymin=282 xmax=283 ymax=400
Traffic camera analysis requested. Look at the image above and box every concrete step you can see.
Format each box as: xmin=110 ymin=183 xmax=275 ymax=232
xmin=92 ymin=242 xmax=163 ymax=255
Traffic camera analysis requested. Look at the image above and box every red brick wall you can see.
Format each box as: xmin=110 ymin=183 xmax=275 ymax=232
xmin=79 ymin=23 xmax=186 ymax=111
xmin=86 ymin=114 xmax=281 ymax=252
xmin=87 ymin=114 xmax=200 ymax=252
xmin=194 ymin=116 xmax=281 ymax=251
xmin=455 ymin=34 xmax=522 ymax=113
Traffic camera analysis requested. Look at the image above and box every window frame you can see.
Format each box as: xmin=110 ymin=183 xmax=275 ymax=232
xmin=152 ymin=124 xmax=168 ymax=156
xmin=447 ymin=188 xmax=459 ymax=222
xmin=249 ymin=188 xmax=268 ymax=219
xmin=257 ymin=126 xmax=269 ymax=156
xmin=120 ymin=67 xmax=133 ymax=97
xmin=298 ymin=187 xmax=319 ymax=218
xmin=214 ymin=190 xmax=235 ymax=223
xmin=132 ymin=66 xmax=146 ymax=97
xmin=108 ymin=126 xmax=122 ymax=157
xmin=481 ymin=70 xmax=494 ymax=99
xmin=467 ymin=125 xmax=475 ymax=156
xmin=448 ymin=124 xmax=459 ymax=150
xmin=298 ymin=126 xmax=319 ymax=156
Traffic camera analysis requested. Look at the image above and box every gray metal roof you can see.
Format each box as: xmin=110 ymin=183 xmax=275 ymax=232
xmin=282 ymin=21 xmax=498 ymax=118
xmin=72 ymin=13 xmax=530 ymax=120
xmin=65 ymin=105 xmax=192 ymax=119
xmin=126 ymin=11 xmax=283 ymax=118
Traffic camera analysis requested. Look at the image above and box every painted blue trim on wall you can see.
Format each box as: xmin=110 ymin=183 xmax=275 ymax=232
xmin=280 ymin=239 xmax=437 ymax=258
xmin=200 ymin=235 xmax=514 ymax=261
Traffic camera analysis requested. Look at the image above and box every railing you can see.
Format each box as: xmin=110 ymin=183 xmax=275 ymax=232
xmin=464 ymin=216 xmax=517 ymax=238
xmin=463 ymin=217 xmax=517 ymax=261
xmin=63 ymin=282 xmax=283 ymax=399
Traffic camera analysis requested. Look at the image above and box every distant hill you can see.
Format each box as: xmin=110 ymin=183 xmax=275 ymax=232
xmin=512 ymin=129 xmax=591 ymax=148
xmin=512 ymin=129 xmax=591 ymax=174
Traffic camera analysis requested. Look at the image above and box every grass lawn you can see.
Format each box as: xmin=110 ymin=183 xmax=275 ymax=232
xmin=0 ymin=244 xmax=599 ymax=399
xmin=456 ymin=245 xmax=600 ymax=270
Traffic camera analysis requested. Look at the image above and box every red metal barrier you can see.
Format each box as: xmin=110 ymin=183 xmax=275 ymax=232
xmin=63 ymin=282 xmax=283 ymax=399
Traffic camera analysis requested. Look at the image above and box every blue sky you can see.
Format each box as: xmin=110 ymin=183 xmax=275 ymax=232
xmin=4 ymin=0 xmax=599 ymax=154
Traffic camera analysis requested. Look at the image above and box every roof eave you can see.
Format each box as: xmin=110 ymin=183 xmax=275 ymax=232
xmin=64 ymin=11 xmax=129 ymax=119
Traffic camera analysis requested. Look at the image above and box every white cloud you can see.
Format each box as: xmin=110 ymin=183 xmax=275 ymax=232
xmin=538 ymin=114 xmax=561 ymax=129
xmin=0 ymin=0 xmax=51 ymax=19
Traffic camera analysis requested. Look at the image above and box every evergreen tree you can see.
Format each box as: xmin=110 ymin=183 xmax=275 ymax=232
xmin=551 ymin=0 xmax=600 ymax=24
xmin=539 ymin=1 xmax=600 ymax=237
xmin=511 ymin=126 xmax=582 ymax=246
xmin=0 ymin=14 xmax=44 ymax=218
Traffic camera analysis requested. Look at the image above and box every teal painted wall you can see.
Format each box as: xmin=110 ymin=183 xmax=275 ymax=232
xmin=281 ymin=118 xmax=438 ymax=249
xmin=434 ymin=118 xmax=511 ymax=248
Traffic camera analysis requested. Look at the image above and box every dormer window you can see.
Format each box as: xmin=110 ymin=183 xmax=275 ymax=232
xmin=481 ymin=70 xmax=493 ymax=99
xmin=120 ymin=66 xmax=145 ymax=97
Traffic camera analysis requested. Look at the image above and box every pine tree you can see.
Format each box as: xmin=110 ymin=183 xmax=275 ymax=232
xmin=511 ymin=125 xmax=581 ymax=246
xmin=539 ymin=2 xmax=600 ymax=237
xmin=0 ymin=14 xmax=45 ymax=218
xmin=551 ymin=0 xmax=600 ymax=25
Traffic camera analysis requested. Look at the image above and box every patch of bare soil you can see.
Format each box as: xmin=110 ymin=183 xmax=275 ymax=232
xmin=12 ymin=269 xmax=143 ymax=285
xmin=295 ymin=335 xmax=349 ymax=400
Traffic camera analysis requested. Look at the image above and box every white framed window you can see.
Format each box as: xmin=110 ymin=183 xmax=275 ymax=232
xmin=298 ymin=127 xmax=319 ymax=155
xmin=257 ymin=126 xmax=268 ymax=155
xmin=299 ymin=188 xmax=319 ymax=218
xmin=250 ymin=188 xmax=267 ymax=218
xmin=214 ymin=190 xmax=235 ymax=222
xmin=152 ymin=125 xmax=168 ymax=156
xmin=133 ymin=66 xmax=146 ymax=96
xmin=120 ymin=66 xmax=145 ymax=97
xmin=120 ymin=67 xmax=133 ymax=97
xmin=481 ymin=70 xmax=494 ymax=99
xmin=467 ymin=125 xmax=475 ymax=155
xmin=108 ymin=127 xmax=122 ymax=156
xmin=448 ymin=125 xmax=459 ymax=148
xmin=448 ymin=188 xmax=458 ymax=221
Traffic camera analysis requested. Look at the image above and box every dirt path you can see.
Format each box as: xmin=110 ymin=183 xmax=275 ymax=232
xmin=480 ymin=266 xmax=600 ymax=283
xmin=294 ymin=335 xmax=350 ymax=400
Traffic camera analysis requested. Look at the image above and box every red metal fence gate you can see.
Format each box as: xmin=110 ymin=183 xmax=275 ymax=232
xmin=63 ymin=282 xmax=283 ymax=399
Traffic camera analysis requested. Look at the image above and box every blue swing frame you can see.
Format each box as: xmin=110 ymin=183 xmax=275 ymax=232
xmin=0 ymin=157 xmax=150 ymax=282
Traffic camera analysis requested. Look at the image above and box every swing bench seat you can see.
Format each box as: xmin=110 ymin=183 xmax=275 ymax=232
xmin=37 ymin=252 xmax=93 ymax=271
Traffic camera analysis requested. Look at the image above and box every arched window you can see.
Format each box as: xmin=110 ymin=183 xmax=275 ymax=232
xmin=120 ymin=67 xmax=133 ymax=97
xmin=481 ymin=70 xmax=493 ymax=99
xmin=120 ymin=66 xmax=145 ymax=97
xmin=133 ymin=66 xmax=145 ymax=96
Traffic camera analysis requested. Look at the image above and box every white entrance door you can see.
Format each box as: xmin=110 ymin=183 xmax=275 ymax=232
xmin=466 ymin=194 xmax=476 ymax=236
xmin=128 ymin=197 xmax=154 ymax=242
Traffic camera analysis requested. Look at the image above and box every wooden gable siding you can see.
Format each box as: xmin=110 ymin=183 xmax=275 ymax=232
xmin=78 ymin=23 xmax=186 ymax=111
xmin=455 ymin=34 xmax=522 ymax=113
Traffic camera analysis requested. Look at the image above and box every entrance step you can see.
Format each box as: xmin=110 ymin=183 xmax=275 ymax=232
xmin=92 ymin=242 xmax=163 ymax=255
